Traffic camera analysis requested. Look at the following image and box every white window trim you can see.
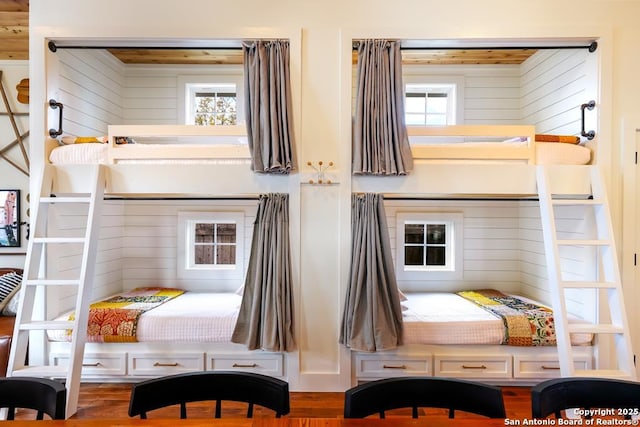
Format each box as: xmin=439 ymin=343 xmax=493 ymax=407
xmin=177 ymin=211 xmax=245 ymax=280
xmin=403 ymin=75 xmax=465 ymax=124
xmin=395 ymin=212 xmax=463 ymax=281
xmin=177 ymin=71 xmax=244 ymax=125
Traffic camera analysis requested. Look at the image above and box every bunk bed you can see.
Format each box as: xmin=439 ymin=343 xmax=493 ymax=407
xmin=348 ymin=124 xmax=597 ymax=385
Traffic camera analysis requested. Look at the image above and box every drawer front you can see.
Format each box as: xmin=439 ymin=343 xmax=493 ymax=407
xmin=207 ymin=353 xmax=284 ymax=377
xmin=513 ymin=355 xmax=592 ymax=379
xmin=50 ymin=352 xmax=127 ymax=376
xmin=129 ymin=352 xmax=204 ymax=376
xmin=354 ymin=354 xmax=432 ymax=378
xmin=434 ymin=355 xmax=511 ymax=379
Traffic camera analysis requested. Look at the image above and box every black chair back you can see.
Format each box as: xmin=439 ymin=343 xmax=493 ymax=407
xmin=128 ymin=371 xmax=290 ymax=419
xmin=531 ymin=377 xmax=640 ymax=419
xmin=0 ymin=377 xmax=66 ymax=420
xmin=344 ymin=376 xmax=506 ymax=419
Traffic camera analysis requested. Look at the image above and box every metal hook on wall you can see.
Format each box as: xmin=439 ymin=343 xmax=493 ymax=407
xmin=580 ymin=100 xmax=596 ymax=140
xmin=48 ymin=99 xmax=64 ymax=138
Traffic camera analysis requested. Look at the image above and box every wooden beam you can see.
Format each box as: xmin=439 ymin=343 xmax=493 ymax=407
xmin=0 ymin=0 xmax=29 ymax=13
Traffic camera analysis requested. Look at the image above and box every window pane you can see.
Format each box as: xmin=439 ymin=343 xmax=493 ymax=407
xmin=427 ymin=96 xmax=448 ymax=114
xmin=195 ymin=223 xmax=214 ymax=243
xmin=216 ymin=224 xmax=236 ymax=243
xmin=217 ymin=245 xmax=236 ymax=265
xmin=405 ymin=113 xmax=425 ymax=126
xmin=405 ymin=96 xmax=426 ymax=114
xmin=427 ymin=224 xmax=446 ymax=244
xmin=405 ymin=246 xmax=424 ymax=266
xmin=426 ymin=247 xmax=446 ymax=266
xmin=405 ymin=224 xmax=425 ymax=244
xmin=195 ymin=245 xmax=214 ymax=265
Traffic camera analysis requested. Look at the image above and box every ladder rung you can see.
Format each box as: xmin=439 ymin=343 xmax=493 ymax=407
xmin=568 ymin=324 xmax=625 ymax=334
xmin=33 ymin=237 xmax=86 ymax=244
xmin=10 ymin=365 xmax=69 ymax=379
xmin=560 ymin=281 xmax=618 ymax=289
xmin=18 ymin=320 xmax=74 ymax=331
xmin=41 ymin=196 xmax=92 ymax=204
xmin=556 ymin=239 xmax=611 ymax=246
xmin=24 ymin=279 xmax=81 ymax=286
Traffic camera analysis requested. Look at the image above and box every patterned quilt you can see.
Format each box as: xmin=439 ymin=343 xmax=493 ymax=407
xmin=67 ymin=287 xmax=185 ymax=342
xmin=456 ymin=289 xmax=556 ymax=346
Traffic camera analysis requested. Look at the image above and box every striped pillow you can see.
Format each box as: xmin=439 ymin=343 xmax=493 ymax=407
xmin=0 ymin=271 xmax=22 ymax=313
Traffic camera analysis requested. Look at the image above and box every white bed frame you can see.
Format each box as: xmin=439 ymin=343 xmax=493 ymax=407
xmin=41 ymin=123 xmax=595 ymax=385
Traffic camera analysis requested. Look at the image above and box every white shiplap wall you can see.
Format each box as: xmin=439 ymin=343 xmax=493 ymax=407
xmin=121 ymin=199 xmax=256 ymax=292
xmin=56 ymin=50 xmax=125 ymax=137
xmin=385 ymin=198 xmax=596 ymax=321
xmin=520 ymin=49 xmax=591 ymax=135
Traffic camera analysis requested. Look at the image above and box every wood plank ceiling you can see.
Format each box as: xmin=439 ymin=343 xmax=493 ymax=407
xmin=0 ymin=0 xmax=538 ymax=65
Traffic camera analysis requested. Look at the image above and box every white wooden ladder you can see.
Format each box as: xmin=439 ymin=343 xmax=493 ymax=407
xmin=537 ymin=165 xmax=636 ymax=380
xmin=7 ymin=164 xmax=105 ymax=418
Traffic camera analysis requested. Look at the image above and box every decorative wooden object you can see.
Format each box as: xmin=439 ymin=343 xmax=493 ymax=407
xmin=0 ymin=70 xmax=29 ymax=175
xmin=306 ymin=161 xmax=334 ymax=184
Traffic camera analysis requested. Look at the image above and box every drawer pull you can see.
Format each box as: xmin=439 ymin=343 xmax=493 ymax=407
xmin=462 ymin=365 xmax=487 ymax=369
xmin=82 ymin=362 xmax=103 ymax=367
xmin=153 ymin=362 xmax=179 ymax=367
xmin=383 ymin=364 xmax=407 ymax=370
xmin=232 ymin=363 xmax=258 ymax=368
xmin=541 ymin=365 xmax=560 ymax=370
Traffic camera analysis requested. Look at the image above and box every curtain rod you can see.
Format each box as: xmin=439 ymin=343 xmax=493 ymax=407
xmin=102 ymin=196 xmax=260 ymax=201
xmin=352 ymin=41 xmax=598 ymax=52
xmin=48 ymin=41 xmax=244 ymax=52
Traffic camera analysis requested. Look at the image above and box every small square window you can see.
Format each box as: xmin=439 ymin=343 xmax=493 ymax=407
xmin=177 ymin=211 xmax=244 ymax=280
xmin=396 ymin=212 xmax=463 ymax=280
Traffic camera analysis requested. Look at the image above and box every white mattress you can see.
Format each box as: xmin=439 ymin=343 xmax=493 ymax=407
xmin=401 ymin=292 xmax=593 ymax=346
xmin=49 ymin=143 xmax=108 ymax=164
xmin=402 ymin=293 xmax=505 ymax=345
xmin=49 ymin=292 xmax=241 ymax=343
xmin=536 ymin=142 xmax=591 ymax=165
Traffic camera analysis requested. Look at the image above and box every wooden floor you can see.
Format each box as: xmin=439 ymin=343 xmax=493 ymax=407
xmin=15 ymin=383 xmax=533 ymax=420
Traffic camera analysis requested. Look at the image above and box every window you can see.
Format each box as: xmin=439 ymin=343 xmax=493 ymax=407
xmin=405 ymin=84 xmax=456 ymax=126
xmin=177 ymin=211 xmax=244 ymax=280
xmin=178 ymin=74 xmax=244 ymax=126
xmin=396 ymin=212 xmax=463 ymax=280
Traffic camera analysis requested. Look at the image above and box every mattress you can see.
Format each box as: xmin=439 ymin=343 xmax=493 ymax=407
xmin=535 ymin=142 xmax=591 ymax=165
xmin=49 ymin=292 xmax=242 ymax=343
xmin=401 ymin=292 xmax=593 ymax=346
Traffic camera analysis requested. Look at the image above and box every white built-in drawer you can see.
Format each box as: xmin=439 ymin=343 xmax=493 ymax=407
xmin=434 ymin=355 xmax=511 ymax=379
xmin=129 ymin=352 xmax=204 ymax=376
xmin=50 ymin=352 xmax=127 ymax=376
xmin=513 ymin=354 xmax=592 ymax=379
xmin=354 ymin=353 xmax=432 ymax=378
xmin=207 ymin=353 xmax=284 ymax=377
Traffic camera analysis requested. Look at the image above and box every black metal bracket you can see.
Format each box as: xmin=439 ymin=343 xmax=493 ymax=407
xmin=580 ymin=100 xmax=596 ymax=140
xmin=48 ymin=99 xmax=64 ymax=138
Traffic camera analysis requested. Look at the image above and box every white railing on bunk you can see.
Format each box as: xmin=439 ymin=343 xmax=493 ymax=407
xmin=107 ymin=124 xmax=250 ymax=163
xmin=407 ymin=125 xmax=536 ymax=164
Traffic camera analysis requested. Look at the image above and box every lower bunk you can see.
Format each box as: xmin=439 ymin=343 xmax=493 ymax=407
xmin=46 ymin=288 xmax=287 ymax=382
xmin=351 ymin=291 xmax=594 ymax=386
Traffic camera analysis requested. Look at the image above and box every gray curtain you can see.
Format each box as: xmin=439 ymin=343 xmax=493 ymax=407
xmin=232 ymin=193 xmax=296 ymax=352
xmin=352 ymin=39 xmax=413 ymax=175
xmin=243 ymin=40 xmax=296 ymax=174
xmin=340 ymin=193 xmax=404 ymax=352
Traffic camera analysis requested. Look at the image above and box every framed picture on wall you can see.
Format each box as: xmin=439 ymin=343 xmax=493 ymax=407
xmin=0 ymin=190 xmax=20 ymax=247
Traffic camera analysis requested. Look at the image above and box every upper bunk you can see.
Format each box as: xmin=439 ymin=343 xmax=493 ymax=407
xmin=44 ymin=123 xmax=594 ymax=198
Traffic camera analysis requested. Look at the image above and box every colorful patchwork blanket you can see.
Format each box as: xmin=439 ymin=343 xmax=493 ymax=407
xmin=456 ymin=289 xmax=556 ymax=346
xmin=67 ymin=287 xmax=185 ymax=342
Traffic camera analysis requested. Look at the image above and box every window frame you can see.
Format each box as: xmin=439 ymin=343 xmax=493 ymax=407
xmin=395 ymin=212 xmax=464 ymax=281
xmin=177 ymin=72 xmax=244 ymax=126
xmin=403 ymin=75 xmax=465 ymax=126
xmin=177 ymin=211 xmax=245 ymax=280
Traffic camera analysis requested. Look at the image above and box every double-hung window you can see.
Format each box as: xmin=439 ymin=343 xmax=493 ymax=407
xmin=178 ymin=73 xmax=244 ymax=126
xmin=405 ymin=83 xmax=456 ymax=126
